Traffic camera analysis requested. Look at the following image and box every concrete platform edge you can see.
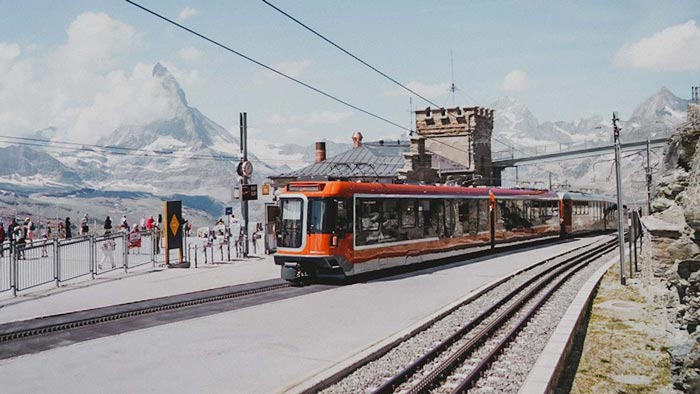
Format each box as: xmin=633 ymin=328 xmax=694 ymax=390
xmin=518 ymin=254 xmax=618 ymax=394
xmin=281 ymin=251 xmax=573 ymax=394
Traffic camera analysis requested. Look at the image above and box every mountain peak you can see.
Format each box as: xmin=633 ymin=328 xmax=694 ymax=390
xmin=656 ymin=86 xmax=673 ymax=96
xmin=630 ymin=86 xmax=689 ymax=123
xmin=152 ymin=62 xmax=188 ymax=106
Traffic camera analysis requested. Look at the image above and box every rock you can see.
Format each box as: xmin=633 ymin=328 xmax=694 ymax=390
xmin=643 ymin=204 xmax=690 ymax=238
xmin=652 ymin=197 xmax=675 ymax=212
xmin=686 ymin=206 xmax=700 ymax=232
xmin=680 ymin=261 xmax=700 ymax=280
xmin=669 ymin=239 xmax=700 ymax=262
xmin=670 ymin=338 xmax=695 ymax=364
xmin=681 ymin=368 xmax=700 ymax=393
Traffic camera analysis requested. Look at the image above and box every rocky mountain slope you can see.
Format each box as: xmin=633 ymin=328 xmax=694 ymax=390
xmin=640 ymin=102 xmax=700 ymax=392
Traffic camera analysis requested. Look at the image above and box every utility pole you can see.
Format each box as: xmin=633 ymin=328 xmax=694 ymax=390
xmin=239 ymin=112 xmax=249 ymax=258
xmin=613 ymin=112 xmax=626 ymax=285
xmin=646 ymin=137 xmax=652 ymax=215
xmin=548 ymin=172 xmax=552 ymax=190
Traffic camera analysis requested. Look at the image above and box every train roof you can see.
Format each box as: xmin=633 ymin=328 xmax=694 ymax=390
xmin=282 ymin=181 xmax=560 ymax=199
xmin=558 ymin=191 xmax=617 ymax=203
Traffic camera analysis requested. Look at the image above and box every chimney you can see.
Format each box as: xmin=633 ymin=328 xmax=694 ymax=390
xmin=315 ymin=141 xmax=326 ymax=163
xmin=352 ymin=131 xmax=363 ymax=148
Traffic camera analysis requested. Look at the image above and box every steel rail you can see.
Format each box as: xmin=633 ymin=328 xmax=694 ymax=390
xmin=0 ymin=282 xmax=292 ymax=343
xmin=370 ymin=238 xmax=616 ymax=394
xmin=427 ymin=240 xmax=616 ymax=393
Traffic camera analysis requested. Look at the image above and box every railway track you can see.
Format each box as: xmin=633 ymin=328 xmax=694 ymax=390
xmin=314 ymin=237 xmax=618 ymax=394
xmin=0 ymin=278 xmax=333 ymax=359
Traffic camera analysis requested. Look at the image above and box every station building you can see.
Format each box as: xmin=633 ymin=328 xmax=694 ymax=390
xmin=269 ymin=106 xmax=498 ymax=188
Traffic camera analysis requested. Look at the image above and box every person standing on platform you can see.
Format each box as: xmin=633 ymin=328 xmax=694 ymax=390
xmin=104 ymin=216 xmax=112 ymax=234
xmin=64 ymin=217 xmax=72 ymax=239
xmin=99 ymin=238 xmax=116 ymax=270
xmin=80 ymin=214 xmax=89 ymax=236
xmin=120 ymin=215 xmax=128 ymax=232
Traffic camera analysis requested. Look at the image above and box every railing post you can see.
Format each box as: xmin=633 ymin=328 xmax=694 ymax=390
xmin=11 ymin=244 xmax=17 ymax=297
xmin=194 ymin=245 xmax=198 ymax=268
xmin=54 ymin=239 xmax=61 ymax=286
xmin=90 ymin=235 xmax=95 ymax=279
xmin=151 ymin=230 xmax=156 ymax=268
xmin=123 ymin=232 xmax=128 ymax=273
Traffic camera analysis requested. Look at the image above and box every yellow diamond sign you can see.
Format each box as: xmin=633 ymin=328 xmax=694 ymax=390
xmin=169 ymin=214 xmax=180 ymax=236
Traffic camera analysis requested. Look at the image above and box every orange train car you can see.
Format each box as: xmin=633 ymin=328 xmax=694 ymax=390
xmin=273 ymin=181 xmax=617 ymax=281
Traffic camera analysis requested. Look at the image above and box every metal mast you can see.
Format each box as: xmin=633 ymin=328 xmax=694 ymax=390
xmin=613 ymin=112 xmax=626 ymax=285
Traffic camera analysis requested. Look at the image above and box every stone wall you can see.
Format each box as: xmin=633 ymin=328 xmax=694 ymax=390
xmin=643 ymin=102 xmax=700 ymax=391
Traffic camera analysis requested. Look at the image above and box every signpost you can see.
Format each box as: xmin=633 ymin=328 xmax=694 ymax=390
xmin=241 ymin=184 xmax=258 ymax=200
xmin=164 ymin=200 xmax=185 ymax=267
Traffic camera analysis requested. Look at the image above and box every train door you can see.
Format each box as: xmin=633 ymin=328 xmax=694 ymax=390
xmin=265 ymin=203 xmax=279 ymax=254
xmin=560 ymin=195 xmax=573 ymax=236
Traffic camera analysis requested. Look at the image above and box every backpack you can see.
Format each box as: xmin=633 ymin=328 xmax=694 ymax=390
xmin=30 ymin=222 xmax=36 ymax=231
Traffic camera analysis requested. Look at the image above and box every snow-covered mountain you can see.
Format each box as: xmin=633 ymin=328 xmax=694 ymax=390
xmin=50 ymin=63 xmax=278 ymax=199
xmin=490 ymin=87 xmax=688 ymax=148
xmin=0 ymin=64 xmax=282 ymax=226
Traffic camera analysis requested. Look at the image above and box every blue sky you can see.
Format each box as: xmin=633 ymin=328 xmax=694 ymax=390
xmin=1 ymin=0 xmax=698 ymax=145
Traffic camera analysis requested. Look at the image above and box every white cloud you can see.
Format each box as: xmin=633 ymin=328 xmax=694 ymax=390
xmin=264 ymin=110 xmax=352 ymax=126
xmin=384 ymin=81 xmax=449 ymax=99
xmin=500 ymin=70 xmax=530 ymax=92
xmin=177 ymin=47 xmax=203 ymax=63
xmin=0 ymin=43 xmax=21 ymax=69
xmin=0 ymin=13 xmax=182 ymax=144
xmin=252 ymin=59 xmax=311 ymax=84
xmin=614 ymin=20 xmax=700 ymax=71
xmin=178 ymin=7 xmax=199 ymax=21
xmin=55 ymin=12 xmax=140 ymax=74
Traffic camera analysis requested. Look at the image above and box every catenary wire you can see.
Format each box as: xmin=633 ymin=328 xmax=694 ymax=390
xmin=260 ymin=0 xmax=529 ymax=156
xmin=124 ymin=0 xmax=412 ymax=134
xmin=0 ymin=135 xmax=314 ymax=165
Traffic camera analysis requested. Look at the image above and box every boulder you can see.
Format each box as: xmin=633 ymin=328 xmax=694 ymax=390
xmin=679 ymin=260 xmax=700 ymax=280
xmin=669 ymin=239 xmax=700 ymax=262
xmin=643 ymin=204 xmax=690 ymax=238
xmin=652 ymin=197 xmax=675 ymax=212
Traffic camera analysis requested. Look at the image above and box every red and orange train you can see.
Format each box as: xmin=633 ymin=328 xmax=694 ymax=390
xmin=274 ymin=181 xmax=617 ymax=281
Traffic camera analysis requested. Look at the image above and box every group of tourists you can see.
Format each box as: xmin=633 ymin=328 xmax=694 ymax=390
xmin=0 ymin=213 xmax=167 ymax=259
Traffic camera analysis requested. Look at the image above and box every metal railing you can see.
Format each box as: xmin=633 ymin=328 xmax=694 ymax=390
xmin=0 ymin=230 xmax=166 ymax=297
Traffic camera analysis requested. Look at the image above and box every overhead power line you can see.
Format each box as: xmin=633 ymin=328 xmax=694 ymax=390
xmin=260 ymin=0 xmax=528 ymax=157
xmin=261 ymin=0 xmax=439 ymax=108
xmin=124 ymin=0 xmax=412 ymax=134
xmin=0 ymin=135 xmax=317 ymax=165
xmin=0 ymin=135 xmax=238 ymax=162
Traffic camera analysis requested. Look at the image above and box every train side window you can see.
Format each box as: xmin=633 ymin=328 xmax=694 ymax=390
xmin=478 ymin=200 xmax=489 ymax=233
xmin=430 ymin=199 xmax=442 ymax=237
xmin=418 ymin=199 xmax=430 ymax=231
xmin=400 ymin=199 xmax=416 ymax=228
xmin=359 ymin=200 xmax=380 ymax=231
xmin=381 ymin=199 xmax=399 ymax=242
xmin=452 ymin=200 xmax=463 ymax=236
xmin=355 ymin=198 xmax=381 ymax=246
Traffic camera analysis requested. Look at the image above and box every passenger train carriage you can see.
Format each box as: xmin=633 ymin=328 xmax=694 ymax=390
xmin=274 ymin=181 xmax=617 ymax=281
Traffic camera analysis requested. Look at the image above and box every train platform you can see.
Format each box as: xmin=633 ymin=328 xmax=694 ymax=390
xmin=0 ymin=254 xmax=280 ymax=325
xmin=0 ymin=234 xmax=614 ymax=394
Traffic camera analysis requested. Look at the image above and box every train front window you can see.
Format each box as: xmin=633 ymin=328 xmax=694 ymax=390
xmin=278 ymin=198 xmax=303 ymax=248
xmin=308 ymin=199 xmax=327 ymax=233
